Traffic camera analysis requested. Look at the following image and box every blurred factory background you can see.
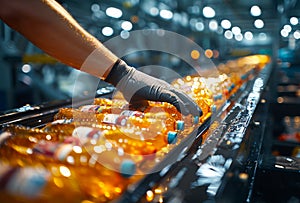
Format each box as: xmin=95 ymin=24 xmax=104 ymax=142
xmin=1 ymin=0 xmax=300 ymax=111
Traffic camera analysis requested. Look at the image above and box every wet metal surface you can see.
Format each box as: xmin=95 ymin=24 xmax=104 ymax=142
xmin=128 ymin=64 xmax=273 ymax=203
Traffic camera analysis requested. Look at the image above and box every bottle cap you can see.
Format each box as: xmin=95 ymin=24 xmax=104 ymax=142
xmin=167 ymin=131 xmax=177 ymax=144
xmin=193 ymin=116 xmax=199 ymax=124
xmin=176 ymin=120 xmax=185 ymax=131
xmin=120 ymin=159 xmax=136 ymax=178
xmin=211 ymin=105 xmax=217 ymax=113
xmin=213 ymin=95 xmax=219 ymax=101
xmin=241 ymin=74 xmax=247 ymax=80
xmin=218 ymin=93 xmax=223 ymax=100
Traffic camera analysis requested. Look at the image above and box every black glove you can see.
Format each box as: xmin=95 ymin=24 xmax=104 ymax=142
xmin=105 ymin=59 xmax=202 ymax=117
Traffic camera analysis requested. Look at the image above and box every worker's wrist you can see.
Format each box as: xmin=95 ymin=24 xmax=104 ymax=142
xmin=104 ymin=59 xmax=133 ymax=86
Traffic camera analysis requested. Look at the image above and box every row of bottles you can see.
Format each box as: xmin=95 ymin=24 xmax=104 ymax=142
xmin=171 ymin=55 xmax=270 ymax=123
xmin=0 ymin=55 xmax=271 ymax=202
xmin=0 ymin=102 xmax=190 ymax=202
xmin=0 ymin=159 xmax=134 ymax=203
xmin=0 ymin=124 xmax=142 ymax=202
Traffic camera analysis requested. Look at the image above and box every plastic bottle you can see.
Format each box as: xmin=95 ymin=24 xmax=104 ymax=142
xmin=54 ymin=107 xmax=96 ymax=120
xmin=99 ymin=111 xmax=180 ymax=149
xmin=0 ymin=161 xmax=85 ymax=203
xmin=51 ymin=96 xmax=193 ymax=154
xmin=0 ymin=157 xmax=134 ymax=203
xmin=31 ymin=140 xmax=137 ymax=177
xmin=0 ymin=126 xmax=137 ymax=178
xmin=43 ymin=116 xmax=168 ymax=155
xmin=41 ymin=119 xmax=159 ymax=156
xmin=54 ymin=108 xmax=183 ymax=148
xmin=0 ymin=131 xmax=137 ymax=203
xmin=1 ymin=125 xmax=69 ymax=150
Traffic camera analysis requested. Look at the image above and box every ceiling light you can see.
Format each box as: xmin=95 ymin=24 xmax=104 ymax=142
xmin=280 ymin=29 xmax=289 ymax=37
xmin=244 ymin=31 xmax=253 ymax=40
xmin=254 ymin=19 xmax=264 ymax=29
xmin=191 ymin=50 xmax=200 ymax=60
xmin=150 ymin=7 xmax=159 ymax=16
xmin=203 ymin=6 xmax=215 ymax=18
xmin=232 ymin=26 xmax=241 ymax=35
xmin=250 ymin=5 xmax=261 ymax=17
xmin=120 ymin=30 xmax=130 ymax=39
xmin=195 ymin=22 xmax=204 ymax=31
xmin=293 ymin=30 xmax=300 ymax=39
xmin=224 ymin=30 xmax=233 ymax=39
xmin=160 ymin=9 xmax=173 ymax=20
xmin=205 ymin=49 xmax=213 ymax=58
xmin=235 ymin=33 xmax=243 ymax=41
xmin=284 ymin=24 xmax=292 ymax=32
xmin=190 ymin=18 xmax=197 ymax=26
xmin=221 ymin=19 xmax=231 ymax=29
xmin=106 ymin=7 xmax=122 ymax=18
xmin=121 ymin=21 xmax=133 ymax=31
xmin=209 ymin=20 xmax=218 ymax=31
xmin=22 ymin=64 xmax=31 ymax=73
xmin=102 ymin=27 xmax=114 ymax=36
xmin=258 ymin=33 xmax=267 ymax=40
xmin=91 ymin=4 xmax=100 ymax=12
xmin=290 ymin=17 xmax=299 ymax=25
xmin=217 ymin=27 xmax=223 ymax=34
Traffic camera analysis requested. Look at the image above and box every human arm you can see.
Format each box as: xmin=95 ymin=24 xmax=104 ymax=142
xmin=0 ymin=0 xmax=117 ymax=77
xmin=0 ymin=0 xmax=202 ymax=116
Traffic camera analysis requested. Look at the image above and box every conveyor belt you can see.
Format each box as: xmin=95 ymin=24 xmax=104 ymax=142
xmin=0 ymin=64 xmax=273 ymax=203
xmin=118 ymin=64 xmax=273 ymax=202
xmin=0 ymin=86 xmax=115 ymax=128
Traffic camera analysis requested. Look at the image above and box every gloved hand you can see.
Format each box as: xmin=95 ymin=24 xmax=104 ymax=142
xmin=105 ymin=59 xmax=202 ymax=117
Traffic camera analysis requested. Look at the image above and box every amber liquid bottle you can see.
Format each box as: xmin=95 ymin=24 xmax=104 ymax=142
xmin=0 ymin=126 xmax=139 ymax=202
xmin=0 ymin=158 xmax=133 ymax=203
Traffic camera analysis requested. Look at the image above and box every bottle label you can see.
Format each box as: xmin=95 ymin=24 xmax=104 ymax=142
xmin=5 ymin=166 xmax=49 ymax=198
xmin=51 ymin=119 xmax=73 ymax=125
xmin=0 ymin=131 xmax=12 ymax=145
xmin=72 ymin=126 xmax=102 ymax=144
xmin=80 ymin=105 xmax=102 ymax=113
xmin=103 ymin=114 xmax=128 ymax=126
xmin=120 ymin=110 xmax=143 ymax=117
xmin=54 ymin=144 xmax=74 ymax=161
xmin=33 ymin=141 xmax=73 ymax=161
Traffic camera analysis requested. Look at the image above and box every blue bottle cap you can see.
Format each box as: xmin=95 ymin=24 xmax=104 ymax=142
xmin=228 ymin=86 xmax=232 ymax=92
xmin=167 ymin=131 xmax=177 ymax=144
xmin=120 ymin=159 xmax=136 ymax=178
xmin=176 ymin=120 xmax=185 ymax=131
xmin=211 ymin=105 xmax=217 ymax=113
xmin=218 ymin=94 xmax=223 ymax=100
xmin=193 ymin=116 xmax=199 ymax=124
xmin=241 ymin=74 xmax=247 ymax=80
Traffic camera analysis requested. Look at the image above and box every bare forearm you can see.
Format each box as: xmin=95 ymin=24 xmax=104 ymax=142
xmin=0 ymin=0 xmax=118 ymax=78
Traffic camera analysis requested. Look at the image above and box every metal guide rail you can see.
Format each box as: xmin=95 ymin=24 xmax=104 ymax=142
xmin=0 ymin=64 xmax=272 ymax=203
xmin=0 ymin=86 xmax=115 ymax=128
xmin=118 ymin=63 xmax=273 ymax=203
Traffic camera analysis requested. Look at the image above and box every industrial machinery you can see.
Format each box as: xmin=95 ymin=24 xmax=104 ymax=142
xmin=0 ymin=55 xmax=299 ymax=203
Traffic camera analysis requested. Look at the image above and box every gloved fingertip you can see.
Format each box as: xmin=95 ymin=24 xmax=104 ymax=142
xmin=180 ymin=109 xmax=191 ymax=116
xmin=129 ymin=99 xmax=149 ymax=110
xmin=182 ymin=103 xmax=203 ymax=117
xmin=189 ymin=108 xmax=202 ymax=118
xmin=172 ymin=103 xmax=189 ymax=116
xmin=196 ymin=107 xmax=203 ymax=117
